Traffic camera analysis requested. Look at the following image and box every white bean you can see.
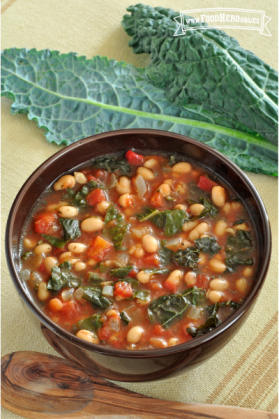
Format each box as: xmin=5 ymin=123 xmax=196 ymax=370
xmin=76 ymin=330 xmax=99 ymax=344
xmin=96 ymin=201 xmax=110 ymax=214
xmin=207 ymin=290 xmax=223 ymax=303
xmin=116 ymin=176 xmax=131 ymax=195
xmin=172 ymin=162 xmax=191 ymax=174
xmin=190 ymin=204 xmax=205 ymax=216
xmin=68 ymin=243 xmax=87 ymax=253
xmin=127 ymin=326 xmax=144 ymax=343
xmin=58 ymin=206 xmax=78 ymax=218
xmin=236 ymin=278 xmax=248 ymax=293
xmin=212 ymin=186 xmax=226 ymax=207
xmin=222 ymin=202 xmax=231 ymax=214
xmin=142 ymin=234 xmax=158 ymax=253
xmin=184 ymin=271 xmax=196 ymax=287
xmin=81 ymin=217 xmax=104 ymax=232
xmin=44 ymin=257 xmax=58 ymax=274
xmin=74 ymin=172 xmax=87 ymax=184
xmin=215 ymin=220 xmax=227 ymax=236
xmin=144 ymin=159 xmax=157 ymax=169
xmin=149 ymin=337 xmax=167 ymax=348
xmin=137 ymin=167 xmax=155 ymax=180
xmin=209 ymin=258 xmax=226 ymax=273
xmin=168 ymin=338 xmax=179 ymax=347
xmin=137 ymin=271 xmax=150 ymax=284
xmin=165 ymin=270 xmax=182 ymax=289
xmin=210 ymin=278 xmax=228 ymax=291
xmin=175 ymin=204 xmax=187 ymax=211
xmin=234 ymin=223 xmax=249 ymax=231
xmin=59 ymin=252 xmax=72 ymax=263
xmin=119 ymin=193 xmax=133 ymax=208
xmin=175 ymin=183 xmax=187 ymax=194
xmin=164 ymin=179 xmax=173 ymax=185
xmin=37 ymin=282 xmax=50 ymax=301
xmin=243 ymin=267 xmax=253 ymax=277
xmin=74 ymin=261 xmax=87 ymax=271
xmin=183 ymin=220 xmax=198 ymax=232
xmin=188 ymin=222 xmax=209 ymax=241
xmin=134 ymin=245 xmax=145 ymax=258
xmin=34 ymin=243 xmax=52 ymax=255
xmin=157 ymin=183 xmax=171 ymax=197
xmin=23 ymin=237 xmax=37 ymax=249
xmin=54 ymin=175 xmax=75 ymax=191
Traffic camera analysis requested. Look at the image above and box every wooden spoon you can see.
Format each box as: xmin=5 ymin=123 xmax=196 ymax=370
xmin=1 ymin=352 xmax=277 ymax=419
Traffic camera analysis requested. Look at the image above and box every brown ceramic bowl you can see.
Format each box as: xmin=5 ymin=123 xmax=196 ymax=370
xmin=6 ymin=129 xmax=271 ymax=382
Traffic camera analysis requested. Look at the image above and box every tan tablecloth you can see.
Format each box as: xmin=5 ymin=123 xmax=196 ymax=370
xmin=1 ymin=0 xmax=278 ymax=417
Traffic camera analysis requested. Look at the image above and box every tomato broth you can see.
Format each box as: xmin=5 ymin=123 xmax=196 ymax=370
xmin=20 ymin=150 xmax=257 ymax=350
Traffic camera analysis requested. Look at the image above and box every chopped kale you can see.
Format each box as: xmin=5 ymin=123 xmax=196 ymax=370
xmin=110 ymin=266 xmax=133 ymax=278
xmin=133 ymin=289 xmax=150 ymax=301
xmin=186 ymin=198 xmax=218 ymax=219
xmin=173 ymin=247 xmax=200 ymax=270
xmin=92 ymin=156 xmax=131 ymax=174
xmin=148 ymin=294 xmax=189 ymax=328
xmin=137 ymin=208 xmax=160 ymax=222
xmin=63 ymin=187 xmax=76 ymax=200
xmin=143 ymin=268 xmax=169 ymax=276
xmin=182 ymin=287 xmax=206 ymax=306
xmin=226 ymin=255 xmax=254 ymax=267
xmin=88 ymin=272 xmax=107 ymax=285
xmin=115 ymin=277 xmax=139 ymax=288
xmin=138 ymin=208 xmax=186 ymax=236
xmin=75 ymin=314 xmax=103 ymax=332
xmin=225 ymin=230 xmax=253 ymax=267
xmin=194 ymin=236 xmax=221 ymax=255
xmin=82 ymin=288 xmax=112 ymax=309
xmin=158 ymin=241 xmax=173 ymax=266
xmin=59 ymin=218 xmax=81 ymax=241
xmin=41 ymin=234 xmax=67 ymax=248
xmin=120 ymin=310 xmax=131 ymax=325
xmin=47 ymin=261 xmax=81 ymax=291
xmin=233 ymin=219 xmax=246 ymax=226
xmin=104 ymin=205 xmax=128 ymax=250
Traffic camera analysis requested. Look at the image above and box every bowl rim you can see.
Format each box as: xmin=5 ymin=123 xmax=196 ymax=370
xmin=5 ymin=128 xmax=272 ymax=358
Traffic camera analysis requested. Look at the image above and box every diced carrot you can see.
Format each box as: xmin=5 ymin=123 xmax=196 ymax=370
xmin=125 ymin=150 xmax=145 ymax=166
xmin=150 ymin=192 xmax=164 ymax=208
xmin=34 ymin=212 xmax=57 ymax=234
xmin=87 ymin=236 xmax=112 ymax=260
xmin=87 ymin=188 xmax=107 ymax=206
xmin=197 ymin=175 xmax=218 ymax=193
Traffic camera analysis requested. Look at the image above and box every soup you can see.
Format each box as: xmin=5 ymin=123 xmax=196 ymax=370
xmin=19 ymin=150 xmax=256 ymax=350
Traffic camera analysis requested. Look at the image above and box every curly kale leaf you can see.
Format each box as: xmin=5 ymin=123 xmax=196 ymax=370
xmin=110 ymin=266 xmax=133 ymax=278
xmin=75 ymin=314 xmax=103 ymax=333
xmin=82 ymin=288 xmax=112 ymax=309
xmin=173 ymin=247 xmax=200 ymax=270
xmin=104 ymin=205 xmax=128 ymax=250
xmin=122 ymin=4 xmax=278 ymax=146
xmin=2 ymin=49 xmax=277 ymax=176
xmin=92 ymin=156 xmax=131 ymax=174
xmin=194 ymin=236 xmax=221 ymax=255
xmin=148 ymin=294 xmax=189 ymax=328
xmin=225 ymin=230 xmax=253 ymax=266
xmin=186 ymin=198 xmax=218 ymax=220
xmin=47 ymin=261 xmax=80 ymax=291
xmin=138 ymin=208 xmax=186 ymax=236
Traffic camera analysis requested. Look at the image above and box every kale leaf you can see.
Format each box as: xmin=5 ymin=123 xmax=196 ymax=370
xmin=194 ymin=236 xmax=221 ymax=255
xmin=173 ymin=247 xmax=200 ymax=270
xmin=47 ymin=261 xmax=80 ymax=291
xmin=59 ymin=218 xmax=81 ymax=241
xmin=138 ymin=208 xmax=186 ymax=236
xmin=120 ymin=310 xmax=131 ymax=325
xmin=92 ymin=156 xmax=131 ymax=174
xmin=186 ymin=198 xmax=218 ymax=220
xmin=75 ymin=314 xmax=103 ymax=333
xmin=225 ymin=230 xmax=253 ymax=267
xmin=133 ymin=289 xmax=150 ymax=301
xmin=110 ymin=266 xmax=133 ymax=278
xmin=104 ymin=205 xmax=128 ymax=250
xmin=148 ymin=294 xmax=189 ymax=328
xmin=82 ymin=288 xmax=112 ymax=309
xmin=41 ymin=234 xmax=67 ymax=249
xmin=143 ymin=268 xmax=169 ymax=276
xmin=158 ymin=241 xmax=173 ymax=266
xmin=182 ymin=287 xmax=206 ymax=306
xmin=88 ymin=272 xmax=108 ymax=285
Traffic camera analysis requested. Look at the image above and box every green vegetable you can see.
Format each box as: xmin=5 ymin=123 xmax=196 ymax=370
xmin=75 ymin=314 xmax=103 ymax=332
xmin=116 ymin=277 xmax=139 ymax=288
xmin=104 ymin=205 xmax=128 ymax=250
xmin=2 ymin=49 xmax=277 ymax=176
xmin=187 ymin=301 xmax=240 ymax=337
xmin=82 ymin=288 xmax=112 ymax=309
xmin=182 ymin=287 xmax=206 ymax=306
xmin=72 ymin=181 xmax=105 ymax=208
xmin=88 ymin=272 xmax=107 ymax=285
xmin=59 ymin=218 xmax=81 ymax=241
xmin=133 ymin=289 xmax=150 ymax=301
xmin=186 ymin=198 xmax=218 ymax=220
xmin=143 ymin=268 xmax=169 ymax=276
xmin=110 ymin=266 xmax=133 ymax=278
xmin=122 ymin=4 xmax=278 ymax=146
xmin=47 ymin=261 xmax=80 ymax=291
xmin=173 ymin=247 xmax=200 ymax=270
xmin=225 ymin=230 xmax=253 ymax=267
xmin=194 ymin=236 xmax=221 ymax=255
xmin=21 ymin=252 xmax=34 ymax=260
xmin=92 ymin=156 xmax=131 ymax=174
xmin=137 ymin=208 xmax=160 ymax=222
xmin=138 ymin=208 xmax=186 ymax=236
xmin=41 ymin=234 xmax=67 ymax=248
xmin=158 ymin=241 xmax=173 ymax=266
xmin=120 ymin=311 xmax=131 ymax=325
xmin=148 ymin=294 xmax=189 ymax=328
xmin=233 ymin=219 xmax=245 ymax=226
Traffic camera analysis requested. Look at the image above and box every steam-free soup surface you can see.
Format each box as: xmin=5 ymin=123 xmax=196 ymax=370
xmin=20 ymin=150 xmax=256 ymax=350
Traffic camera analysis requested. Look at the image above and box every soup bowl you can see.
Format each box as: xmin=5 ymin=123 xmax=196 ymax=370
xmin=5 ymin=129 xmax=271 ymax=381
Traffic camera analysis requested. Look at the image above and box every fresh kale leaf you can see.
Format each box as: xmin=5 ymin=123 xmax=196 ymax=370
xmin=72 ymin=180 xmax=105 ymax=208
xmin=59 ymin=218 xmax=81 ymax=241
xmin=115 ymin=277 xmax=139 ymax=288
xmin=158 ymin=241 xmax=173 ymax=266
xmin=104 ymin=205 xmax=128 ymax=250
xmin=225 ymin=255 xmax=254 ymax=267
xmin=182 ymin=287 xmax=206 ymax=306
xmin=225 ymin=230 xmax=253 ymax=266
xmin=143 ymin=268 xmax=169 ymax=276
xmin=75 ymin=314 xmax=103 ymax=333
xmin=82 ymin=288 xmax=112 ymax=309
xmin=137 ymin=208 xmax=160 ymax=222
xmin=120 ymin=310 xmax=131 ymax=325
xmin=41 ymin=234 xmax=67 ymax=248
xmin=63 ymin=188 xmax=76 ymax=201
xmin=233 ymin=219 xmax=245 ymax=226
xmin=186 ymin=198 xmax=218 ymax=220
xmin=194 ymin=236 xmax=221 ymax=255
xmin=92 ymin=156 xmax=131 ymax=174
xmin=88 ymin=272 xmax=107 ymax=285
xmin=139 ymin=208 xmax=186 ymax=236
xmin=104 ymin=204 xmax=123 ymax=224
xmin=173 ymin=247 xmax=200 ymax=270
xmin=133 ymin=289 xmax=150 ymax=301
xmin=110 ymin=266 xmax=133 ymax=278
xmin=148 ymin=294 xmax=189 ymax=328
xmin=47 ymin=261 xmax=80 ymax=291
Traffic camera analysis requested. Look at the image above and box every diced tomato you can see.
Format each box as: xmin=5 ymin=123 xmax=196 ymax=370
xmin=153 ymin=324 xmax=165 ymax=336
xmin=39 ymin=262 xmax=46 ymax=274
xmin=164 ymin=276 xmax=180 ymax=293
xmin=60 ymin=301 xmax=79 ymax=320
xmin=98 ymin=326 xmax=111 ymax=341
xmin=34 ymin=212 xmax=57 ymax=234
xmin=150 ymin=192 xmax=164 ymax=208
xmin=140 ymin=253 xmax=160 ymax=268
xmin=87 ymin=174 xmax=98 ymax=182
xmin=95 ymin=170 xmax=107 ymax=182
xmin=196 ymin=275 xmax=209 ymax=290
xmin=87 ymin=236 xmax=112 ymax=260
xmin=197 ymin=175 xmax=218 ymax=193
xmin=114 ymin=281 xmax=133 ymax=299
xmin=128 ymin=267 xmax=138 ymax=278
xmin=125 ymin=150 xmax=145 ymax=166
xmin=87 ymin=188 xmax=107 ymax=206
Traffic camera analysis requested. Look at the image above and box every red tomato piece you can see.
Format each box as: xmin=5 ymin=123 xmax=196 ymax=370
xmin=125 ymin=150 xmax=145 ymax=166
xmin=128 ymin=267 xmax=138 ymax=278
xmin=197 ymin=175 xmax=218 ymax=193
xmin=153 ymin=324 xmax=165 ymax=336
xmin=164 ymin=277 xmax=179 ymax=293
xmin=87 ymin=188 xmax=107 ymax=206
xmin=114 ymin=281 xmax=133 ymax=299
xmin=98 ymin=326 xmax=111 ymax=341
xmin=34 ymin=212 xmax=57 ymax=234
xmin=87 ymin=236 xmax=112 ymax=260
xmin=141 ymin=253 xmax=160 ymax=268
xmin=60 ymin=301 xmax=79 ymax=320
xmin=196 ymin=275 xmax=210 ymax=290
xmin=87 ymin=174 xmax=98 ymax=182
xmin=149 ymin=192 xmax=164 ymax=208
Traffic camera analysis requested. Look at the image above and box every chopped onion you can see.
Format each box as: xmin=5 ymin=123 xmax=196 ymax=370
xmin=165 ymin=238 xmax=182 ymax=252
xmin=134 ymin=174 xmax=147 ymax=197
xmin=115 ymin=252 xmax=130 ymax=265
xmin=28 ymin=272 xmax=43 ymax=288
xmin=131 ymin=226 xmax=152 ymax=239
xmin=102 ymin=285 xmax=114 ymax=297
xmin=74 ymin=287 xmax=84 ymax=301
xmin=20 ymin=269 xmax=30 ymax=281
xmin=61 ymin=288 xmax=74 ymax=302
xmin=187 ymin=306 xmax=203 ymax=320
